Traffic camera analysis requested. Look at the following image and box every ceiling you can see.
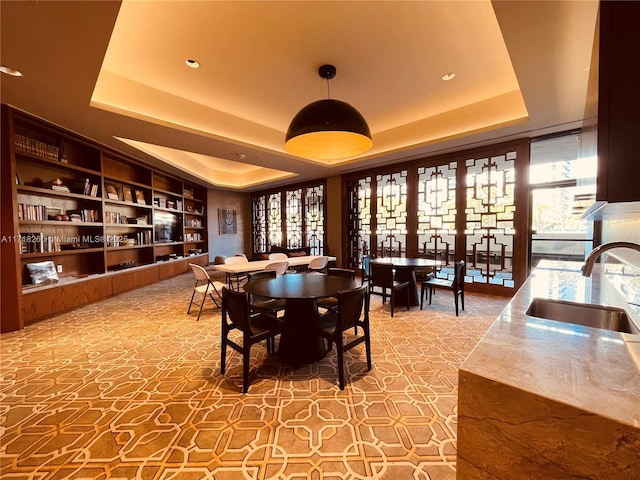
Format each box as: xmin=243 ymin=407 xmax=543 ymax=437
xmin=0 ymin=1 xmax=599 ymax=192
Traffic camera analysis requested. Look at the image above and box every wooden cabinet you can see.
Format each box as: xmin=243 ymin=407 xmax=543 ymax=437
xmin=589 ymin=2 xmax=640 ymax=204
xmin=1 ymin=105 xmax=209 ymax=331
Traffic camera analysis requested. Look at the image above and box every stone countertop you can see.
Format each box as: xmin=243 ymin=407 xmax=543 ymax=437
xmin=460 ymin=260 xmax=640 ymax=428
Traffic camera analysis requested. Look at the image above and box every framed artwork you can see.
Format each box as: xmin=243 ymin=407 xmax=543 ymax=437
xmin=219 ymin=209 xmax=237 ymax=235
xmin=122 ymin=186 xmax=133 ymax=203
xmin=105 ymin=183 xmax=119 ymax=200
xmin=134 ymin=189 xmax=146 ymax=205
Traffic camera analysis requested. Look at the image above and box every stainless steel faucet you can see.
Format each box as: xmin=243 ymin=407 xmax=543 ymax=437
xmin=581 ymin=242 xmax=640 ymax=277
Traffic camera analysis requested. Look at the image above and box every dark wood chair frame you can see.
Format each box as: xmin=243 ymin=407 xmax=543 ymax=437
xmin=221 ymin=287 xmax=284 ymax=393
xmin=368 ymin=262 xmax=410 ymax=317
xmin=420 ymin=260 xmax=466 ymax=316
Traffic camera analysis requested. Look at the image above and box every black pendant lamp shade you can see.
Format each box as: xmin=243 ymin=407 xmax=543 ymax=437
xmin=285 ymin=65 xmax=372 ymax=161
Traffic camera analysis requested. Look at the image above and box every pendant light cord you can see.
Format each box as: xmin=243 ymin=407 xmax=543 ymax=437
xmin=326 ymin=77 xmax=331 ymax=99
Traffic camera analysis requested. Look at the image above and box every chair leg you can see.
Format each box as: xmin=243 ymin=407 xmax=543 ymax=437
xmin=187 ymin=290 xmax=197 ymax=314
xmin=390 ymin=291 xmax=394 ymax=317
xmin=221 ymin=326 xmax=227 ymax=374
xmin=406 ymin=287 xmax=409 ymax=311
xmin=196 ymin=292 xmax=206 ymax=321
xmin=365 ymin=325 xmax=372 ymax=371
xmin=243 ymin=343 xmax=251 ymax=394
xmin=337 ymin=335 xmax=345 ymax=390
xmin=454 ymin=293 xmax=459 ymax=316
xmin=428 ymin=287 xmax=434 ymax=305
xmin=420 ymin=284 xmax=425 ymax=310
xmin=461 ymin=291 xmax=465 ymax=311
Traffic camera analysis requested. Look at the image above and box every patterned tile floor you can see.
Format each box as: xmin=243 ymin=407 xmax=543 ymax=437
xmin=0 ymin=273 xmax=509 ymax=480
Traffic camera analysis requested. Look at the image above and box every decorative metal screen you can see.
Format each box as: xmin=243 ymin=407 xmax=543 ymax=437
xmin=252 ymin=195 xmax=267 ymax=253
xmin=417 ymin=163 xmax=457 ymax=266
xmin=305 ymin=184 xmax=324 ymax=255
xmin=286 ymin=189 xmax=303 ymax=249
xmin=267 ymin=192 xmax=282 ymax=247
xmin=376 ymin=170 xmax=407 ymax=257
xmin=464 ymin=152 xmax=516 ymax=287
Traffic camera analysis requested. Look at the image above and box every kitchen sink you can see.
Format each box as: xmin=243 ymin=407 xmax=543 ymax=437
xmin=526 ymin=298 xmax=638 ymax=334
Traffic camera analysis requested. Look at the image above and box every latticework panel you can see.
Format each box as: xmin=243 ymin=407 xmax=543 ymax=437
xmin=376 ymin=170 xmax=407 ymax=257
xmin=305 ymin=185 xmax=324 ymax=255
xmin=267 ymin=192 xmax=282 ymax=247
xmin=286 ymin=189 xmax=303 ymax=249
xmin=252 ymin=195 xmax=267 ymax=253
xmin=464 ymin=152 xmax=516 ymax=287
xmin=417 ymin=162 xmax=457 ymax=267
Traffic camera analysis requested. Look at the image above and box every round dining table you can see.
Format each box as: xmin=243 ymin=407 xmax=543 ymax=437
xmin=244 ymin=274 xmax=358 ymax=366
xmin=370 ymin=257 xmax=439 ymax=307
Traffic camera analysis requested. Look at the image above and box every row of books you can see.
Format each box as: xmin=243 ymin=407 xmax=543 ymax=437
xmin=14 ymin=134 xmax=60 ymax=161
xmin=17 ymin=204 xmax=99 ymax=223
xmin=184 ymin=232 xmax=203 ymax=242
xmin=20 ymin=234 xmax=62 ymax=254
xmin=154 ymin=197 xmax=183 ymax=210
xmin=185 ymin=218 xmax=203 ymax=228
xmin=104 ymin=212 xmax=149 ymax=225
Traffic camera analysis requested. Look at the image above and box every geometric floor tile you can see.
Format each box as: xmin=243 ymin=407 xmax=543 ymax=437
xmin=0 ymin=273 xmax=509 ymax=479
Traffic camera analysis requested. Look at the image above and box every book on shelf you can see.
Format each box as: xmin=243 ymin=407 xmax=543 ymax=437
xmin=68 ymin=178 xmax=91 ymax=196
xmin=90 ymin=184 xmax=99 ymax=197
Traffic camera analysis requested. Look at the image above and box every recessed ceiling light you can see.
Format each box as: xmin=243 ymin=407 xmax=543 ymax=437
xmin=442 ymin=72 xmax=455 ymax=81
xmin=0 ymin=65 xmax=23 ymax=77
xmin=185 ymin=59 xmax=200 ymax=69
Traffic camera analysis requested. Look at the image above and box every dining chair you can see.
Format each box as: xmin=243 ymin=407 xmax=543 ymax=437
xmin=247 ymin=270 xmax=286 ymax=316
xmin=309 ymin=285 xmax=371 ymax=390
xmin=307 ymin=256 xmax=329 ymax=274
xmin=368 ymin=262 xmax=410 ymax=317
xmin=187 ymin=263 xmax=226 ymax=321
xmin=420 ymin=260 xmax=466 ymax=316
xmin=268 ymin=252 xmax=289 ymax=261
xmin=221 ymin=287 xmax=285 ymax=393
xmin=361 ymin=255 xmax=372 ymax=285
xmin=224 ymin=255 xmax=250 ymax=289
xmin=317 ymin=268 xmax=356 ymax=311
xmin=265 ymin=261 xmax=289 ymax=275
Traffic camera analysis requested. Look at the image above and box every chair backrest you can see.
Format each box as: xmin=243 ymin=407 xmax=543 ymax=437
xmin=265 ymin=261 xmax=289 ymax=275
xmin=268 ymin=252 xmax=288 ymax=261
xmin=337 ymin=285 xmax=369 ymax=331
xmin=225 ymin=255 xmax=248 ymax=265
xmin=222 ymin=287 xmax=251 ymax=331
xmin=249 ymin=270 xmax=276 ymax=281
xmin=370 ymin=262 xmax=394 ymax=287
xmin=308 ymin=256 xmax=329 ymax=269
xmin=327 ymin=267 xmax=356 ymax=280
xmin=362 ymin=255 xmax=372 ymax=275
xmin=190 ymin=263 xmax=211 ymax=281
xmin=453 ymin=260 xmax=465 ymax=291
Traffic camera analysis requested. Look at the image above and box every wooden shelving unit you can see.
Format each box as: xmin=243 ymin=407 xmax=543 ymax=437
xmin=1 ymin=105 xmax=209 ymax=331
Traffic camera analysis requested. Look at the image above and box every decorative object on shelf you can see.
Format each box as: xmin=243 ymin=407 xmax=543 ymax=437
xmin=106 ymin=183 xmax=119 ymax=200
xmin=134 ymin=189 xmax=146 ymax=205
xmin=26 ymin=261 xmax=59 ymax=285
xmin=285 ymin=64 xmax=371 ymax=161
xmin=122 ymin=186 xmax=133 ymax=202
xmin=219 ymin=209 xmax=237 ymax=235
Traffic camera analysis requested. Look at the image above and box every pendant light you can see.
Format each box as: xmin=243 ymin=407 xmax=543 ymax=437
xmin=285 ymin=64 xmax=372 ymax=161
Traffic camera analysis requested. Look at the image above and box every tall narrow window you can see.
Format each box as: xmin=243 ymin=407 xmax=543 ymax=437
xmin=286 ymin=189 xmax=303 ymax=248
xmin=376 ymin=170 xmax=407 ymax=257
xmin=305 ymin=185 xmax=324 ymax=255
xmin=252 ymin=195 xmax=267 ymax=253
xmin=465 ymin=152 xmax=516 ymax=287
xmin=529 ymin=132 xmax=595 ymax=270
xmin=417 ymin=162 xmax=457 ymax=264
xmin=267 ymin=192 xmax=282 ymax=247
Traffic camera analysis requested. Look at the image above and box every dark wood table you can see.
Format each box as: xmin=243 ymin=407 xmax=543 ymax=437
xmin=244 ymin=274 xmax=358 ymax=366
xmin=370 ymin=257 xmax=439 ymax=307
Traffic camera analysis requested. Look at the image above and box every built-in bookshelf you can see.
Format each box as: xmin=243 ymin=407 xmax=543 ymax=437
xmin=1 ymin=104 xmax=209 ymax=331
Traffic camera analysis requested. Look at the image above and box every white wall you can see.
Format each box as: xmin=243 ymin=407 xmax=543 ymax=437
xmin=207 ymin=189 xmax=251 ymax=262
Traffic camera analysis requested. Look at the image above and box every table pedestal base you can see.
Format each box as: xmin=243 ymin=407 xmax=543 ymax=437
xmin=277 ymin=298 xmax=328 ymax=366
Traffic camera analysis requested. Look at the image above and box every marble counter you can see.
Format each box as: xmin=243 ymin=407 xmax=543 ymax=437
xmin=456 ymin=260 xmax=640 ymax=479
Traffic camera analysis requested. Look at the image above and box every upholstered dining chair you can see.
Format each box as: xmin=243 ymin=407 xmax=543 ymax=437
xmin=420 ymin=260 xmax=466 ymax=316
xmin=268 ymin=252 xmax=289 ymax=261
xmin=317 ymin=268 xmax=356 ymax=311
xmin=247 ymin=270 xmax=286 ymax=316
xmin=221 ymin=287 xmax=285 ymax=393
xmin=307 ymin=256 xmax=329 ymax=274
xmin=309 ymin=284 xmax=371 ymax=390
xmin=224 ymin=255 xmax=250 ymax=289
xmin=361 ymin=255 xmax=373 ymax=285
xmin=368 ymin=262 xmax=410 ymax=317
xmin=187 ymin=263 xmax=226 ymax=321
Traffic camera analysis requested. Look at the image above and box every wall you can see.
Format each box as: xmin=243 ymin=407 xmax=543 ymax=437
xmin=207 ymin=190 xmax=251 ymax=261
